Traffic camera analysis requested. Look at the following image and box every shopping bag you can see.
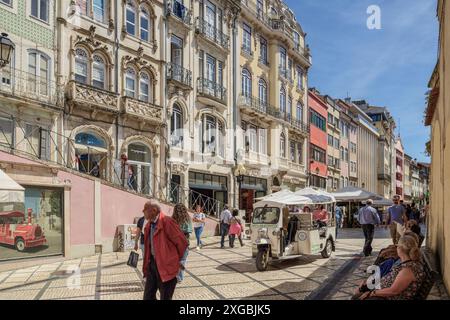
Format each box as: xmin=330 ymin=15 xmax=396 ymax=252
xmin=127 ymin=251 xmax=139 ymax=268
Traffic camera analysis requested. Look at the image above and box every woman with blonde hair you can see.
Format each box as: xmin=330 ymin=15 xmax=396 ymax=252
xmin=359 ymin=234 xmax=425 ymax=300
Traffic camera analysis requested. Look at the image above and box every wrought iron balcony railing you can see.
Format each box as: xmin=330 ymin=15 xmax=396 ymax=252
xmin=0 ymin=67 xmax=63 ymax=107
xmin=197 ymin=77 xmax=227 ymax=103
xmin=195 ymin=17 xmax=229 ymax=50
xmin=290 ymin=118 xmax=309 ymax=134
xmin=238 ymin=94 xmax=280 ymax=119
xmin=166 ymin=62 xmax=192 ymax=87
xmin=167 ymin=0 xmax=191 ymax=25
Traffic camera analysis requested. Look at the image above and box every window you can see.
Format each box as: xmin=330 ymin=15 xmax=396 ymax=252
xmin=258 ymin=78 xmax=267 ymax=105
xmin=328 ymin=113 xmax=334 ymax=125
xmin=0 ymin=117 xmax=13 ymax=147
xmin=1 ymin=0 xmax=12 ymax=6
xmin=340 ymin=176 xmax=344 ymax=188
xmin=31 ymin=0 xmax=49 ymax=22
xmin=171 ymin=35 xmax=183 ymax=66
xmin=93 ymin=0 xmax=105 ymax=22
xmin=293 ymin=31 xmax=300 ymax=49
xmin=290 ymin=141 xmax=295 ymax=162
xmin=171 ymin=104 xmax=183 ymax=147
xmin=328 ymin=134 xmax=333 ymax=146
xmin=242 ymin=23 xmax=252 ymax=53
xmin=139 ymin=72 xmax=150 ymax=102
xmin=248 ymin=124 xmax=257 ymax=152
xmin=296 ymin=102 xmax=303 ymax=121
xmin=28 ymin=51 xmax=49 ymax=95
xmin=75 ymin=48 xmax=88 ymax=84
xmin=126 ymin=0 xmax=136 ymax=36
xmin=340 ymin=147 xmax=344 ymax=160
xmin=140 ymin=7 xmax=150 ymax=41
xmin=334 ymin=137 xmax=340 ymax=149
xmin=328 ymin=156 xmax=334 ymax=166
xmin=258 ymin=128 xmax=266 ymax=155
xmin=280 ymin=133 xmax=286 ymax=158
xmin=256 ymin=0 xmax=263 ymax=17
xmin=297 ymin=142 xmax=303 ymax=164
xmin=287 ymin=97 xmax=292 ymax=120
xmin=125 ymin=67 xmax=136 ymax=98
xmin=310 ymin=110 xmax=326 ymax=131
xmin=297 ymin=66 xmax=303 ymax=89
xmin=241 ymin=68 xmax=252 ymax=97
xmin=259 ymin=36 xmax=268 ymax=64
xmin=92 ymin=55 xmax=106 ymax=89
xmin=280 ymin=86 xmax=286 ymax=114
xmin=311 ymin=145 xmax=326 ymax=164
xmin=279 ymin=46 xmax=286 ymax=70
xmin=345 ymin=148 xmax=349 ymax=162
xmin=201 ymin=115 xmax=224 ymax=157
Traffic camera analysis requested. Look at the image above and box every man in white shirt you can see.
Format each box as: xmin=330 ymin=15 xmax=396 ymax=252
xmin=220 ymin=205 xmax=232 ymax=249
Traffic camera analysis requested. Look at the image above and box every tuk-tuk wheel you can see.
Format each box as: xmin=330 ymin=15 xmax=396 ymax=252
xmin=15 ymin=238 xmax=25 ymax=252
xmin=256 ymin=249 xmax=269 ymax=271
xmin=321 ymin=239 xmax=333 ymax=258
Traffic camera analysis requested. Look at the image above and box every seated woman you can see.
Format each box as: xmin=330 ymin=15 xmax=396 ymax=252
xmin=313 ymin=205 xmax=329 ymax=226
xmin=354 ymin=234 xmax=425 ymax=300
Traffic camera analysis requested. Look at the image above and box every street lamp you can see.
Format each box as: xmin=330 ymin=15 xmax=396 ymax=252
xmin=234 ymin=164 xmax=247 ymax=216
xmin=0 ymin=33 xmax=14 ymax=69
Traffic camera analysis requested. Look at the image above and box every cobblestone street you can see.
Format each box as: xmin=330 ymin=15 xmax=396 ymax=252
xmin=0 ymin=228 xmax=407 ymax=300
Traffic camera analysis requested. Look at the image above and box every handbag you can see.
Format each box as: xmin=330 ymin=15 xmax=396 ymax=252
xmin=127 ymin=251 xmax=139 ymax=268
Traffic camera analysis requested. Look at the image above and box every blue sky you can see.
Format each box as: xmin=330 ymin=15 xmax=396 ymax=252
xmin=286 ymin=0 xmax=438 ymax=162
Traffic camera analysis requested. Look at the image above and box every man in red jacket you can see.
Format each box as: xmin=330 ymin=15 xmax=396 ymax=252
xmin=142 ymin=200 xmax=188 ymax=300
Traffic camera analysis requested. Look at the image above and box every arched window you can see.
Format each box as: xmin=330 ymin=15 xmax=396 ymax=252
xmin=128 ymin=142 xmax=151 ymax=163
xmin=296 ymin=102 xmax=303 ymax=121
xmin=280 ymin=86 xmax=286 ymax=114
xmin=126 ymin=0 xmax=136 ymax=36
xmin=75 ymin=48 xmax=88 ymax=84
xmin=139 ymin=71 xmax=150 ymax=102
xmin=92 ymin=54 xmax=106 ymax=89
xmin=258 ymin=78 xmax=267 ymax=106
xmin=241 ymin=68 xmax=252 ymax=97
xmin=280 ymin=133 xmax=286 ymax=158
xmin=171 ymin=104 xmax=183 ymax=147
xmin=125 ymin=67 xmax=136 ymax=98
xmin=74 ymin=131 xmax=108 ymax=178
xmin=140 ymin=7 xmax=150 ymax=41
xmin=340 ymin=146 xmax=344 ymax=160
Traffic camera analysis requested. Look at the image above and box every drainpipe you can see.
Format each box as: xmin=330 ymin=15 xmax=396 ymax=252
xmin=114 ymin=0 xmax=119 ymax=160
xmin=232 ymin=12 xmax=238 ymax=208
xmin=163 ymin=0 xmax=169 ymax=200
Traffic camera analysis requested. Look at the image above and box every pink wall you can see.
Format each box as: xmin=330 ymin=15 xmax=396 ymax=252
xmin=57 ymin=171 xmax=95 ymax=245
xmin=0 ymin=152 xmax=41 ymax=165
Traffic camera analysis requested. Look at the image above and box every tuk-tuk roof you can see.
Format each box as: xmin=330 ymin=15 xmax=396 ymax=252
xmin=294 ymin=187 xmax=336 ymax=203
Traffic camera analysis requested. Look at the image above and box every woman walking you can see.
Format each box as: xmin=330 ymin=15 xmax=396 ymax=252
xmin=172 ymin=203 xmax=192 ymax=283
xmin=192 ymin=205 xmax=206 ymax=250
xmin=229 ymin=209 xmax=244 ymax=248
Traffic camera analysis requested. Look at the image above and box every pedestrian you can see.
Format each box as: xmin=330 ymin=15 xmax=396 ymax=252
xmin=387 ymin=196 xmax=407 ymax=245
xmin=410 ymin=202 xmax=420 ymax=224
xmin=219 ymin=205 xmax=232 ymax=249
xmin=172 ymin=203 xmax=192 ymax=283
xmin=335 ymin=205 xmax=342 ymax=239
xmin=357 ymin=199 xmax=380 ymax=257
xmin=229 ymin=209 xmax=244 ymax=248
xmin=405 ymin=204 xmax=412 ymax=220
xmin=142 ymin=200 xmax=188 ymax=300
xmin=192 ymin=205 xmax=206 ymax=250
xmin=134 ymin=209 xmax=150 ymax=261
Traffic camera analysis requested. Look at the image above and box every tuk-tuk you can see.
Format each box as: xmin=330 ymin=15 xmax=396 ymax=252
xmin=251 ymin=188 xmax=336 ymax=271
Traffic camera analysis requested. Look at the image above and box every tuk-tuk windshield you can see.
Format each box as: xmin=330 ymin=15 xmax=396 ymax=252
xmin=252 ymin=207 xmax=280 ymax=224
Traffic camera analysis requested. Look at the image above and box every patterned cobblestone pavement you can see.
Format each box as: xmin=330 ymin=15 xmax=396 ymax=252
xmin=0 ymin=228 xmax=447 ymax=300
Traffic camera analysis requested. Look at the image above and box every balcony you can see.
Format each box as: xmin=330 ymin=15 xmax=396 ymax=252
xmin=195 ymin=17 xmax=229 ymax=51
xmin=238 ymin=94 xmax=280 ymax=120
xmin=288 ymin=161 xmax=306 ymax=173
xmin=66 ymin=81 xmax=119 ymax=114
xmin=166 ymin=0 xmax=191 ymax=26
xmin=0 ymin=67 xmax=63 ymax=108
xmin=271 ymin=19 xmax=293 ymax=39
xmin=166 ymin=62 xmax=192 ymax=88
xmin=239 ymin=0 xmax=272 ymax=31
xmin=197 ymin=77 xmax=227 ymax=105
xmin=258 ymin=56 xmax=269 ymax=67
xmin=289 ymin=118 xmax=309 ymax=136
xmin=121 ymin=96 xmax=163 ymax=124
xmin=278 ymin=65 xmax=293 ymax=83
xmin=378 ymin=173 xmax=392 ymax=181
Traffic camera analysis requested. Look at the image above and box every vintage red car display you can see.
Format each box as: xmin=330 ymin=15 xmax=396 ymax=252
xmin=0 ymin=211 xmax=47 ymax=252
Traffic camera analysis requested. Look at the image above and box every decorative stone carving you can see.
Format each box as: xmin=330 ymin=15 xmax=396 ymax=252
xmin=69 ymin=81 xmax=119 ymax=113
xmin=122 ymin=97 xmax=163 ymax=124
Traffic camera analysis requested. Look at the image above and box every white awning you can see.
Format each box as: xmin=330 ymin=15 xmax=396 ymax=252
xmin=0 ymin=169 xmax=25 ymax=203
xmin=332 ymin=186 xmax=383 ymax=201
xmin=74 ymin=143 xmax=108 ymax=155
